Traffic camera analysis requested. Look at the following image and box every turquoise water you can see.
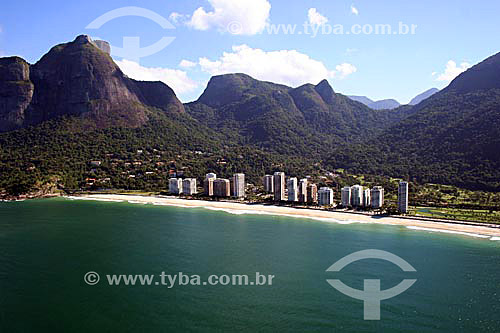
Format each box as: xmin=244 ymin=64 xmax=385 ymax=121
xmin=0 ymin=198 xmax=499 ymax=332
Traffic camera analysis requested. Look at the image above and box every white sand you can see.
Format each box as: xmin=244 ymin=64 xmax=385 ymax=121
xmin=72 ymin=194 xmax=500 ymax=239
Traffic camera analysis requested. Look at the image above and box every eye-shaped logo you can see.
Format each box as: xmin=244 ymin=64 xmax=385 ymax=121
xmin=86 ymin=6 xmax=176 ymax=63
xmin=326 ymin=249 xmax=417 ymax=320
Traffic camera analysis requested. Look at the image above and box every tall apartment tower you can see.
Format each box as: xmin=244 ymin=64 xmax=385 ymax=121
xmin=341 ymin=186 xmax=351 ymax=207
xmin=169 ymin=178 xmax=183 ymax=195
xmin=214 ymin=179 xmax=231 ymax=197
xmin=273 ymin=172 xmax=285 ymax=201
xmin=363 ymin=189 xmax=371 ymax=207
xmin=351 ymin=185 xmax=364 ymax=207
xmin=232 ymin=173 xmax=246 ymax=198
xmin=371 ymin=186 xmax=385 ymax=209
xmin=263 ymin=175 xmax=274 ymax=193
xmin=287 ymin=177 xmax=298 ymax=202
xmin=307 ymin=184 xmax=318 ymax=204
xmin=298 ymin=179 xmax=308 ymax=203
xmin=204 ymin=173 xmax=217 ymax=196
xmin=318 ymin=187 xmax=334 ymax=206
xmin=398 ymin=181 xmax=409 ymax=213
xmin=183 ymin=178 xmax=197 ymax=196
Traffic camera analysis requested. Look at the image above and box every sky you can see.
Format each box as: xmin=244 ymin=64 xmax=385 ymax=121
xmin=0 ymin=0 xmax=499 ymax=103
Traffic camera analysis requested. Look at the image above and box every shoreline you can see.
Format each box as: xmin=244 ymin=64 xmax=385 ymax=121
xmin=69 ymin=194 xmax=500 ymax=239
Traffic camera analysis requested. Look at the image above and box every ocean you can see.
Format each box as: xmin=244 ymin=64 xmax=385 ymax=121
xmin=0 ymin=198 xmax=499 ymax=332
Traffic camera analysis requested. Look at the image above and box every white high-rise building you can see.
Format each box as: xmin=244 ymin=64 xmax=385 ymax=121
xmin=169 ymin=178 xmax=183 ymax=195
xmin=318 ymin=187 xmax=334 ymax=206
xmin=273 ymin=172 xmax=285 ymax=201
xmin=232 ymin=173 xmax=246 ymax=198
xmin=287 ymin=177 xmax=298 ymax=202
xmin=371 ymin=186 xmax=385 ymax=209
xmin=299 ymin=179 xmax=308 ymax=203
xmin=183 ymin=178 xmax=197 ymax=196
xmin=363 ymin=189 xmax=371 ymax=207
xmin=351 ymin=185 xmax=363 ymax=207
xmin=263 ymin=175 xmax=274 ymax=193
xmin=204 ymin=173 xmax=217 ymax=196
xmin=398 ymin=182 xmax=409 ymax=213
xmin=341 ymin=186 xmax=351 ymax=207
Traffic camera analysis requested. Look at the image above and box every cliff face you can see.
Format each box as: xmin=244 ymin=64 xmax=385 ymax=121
xmin=0 ymin=35 xmax=184 ymax=132
xmin=0 ymin=57 xmax=34 ymax=132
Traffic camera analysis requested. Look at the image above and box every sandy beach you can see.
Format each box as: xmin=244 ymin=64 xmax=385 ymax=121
xmin=74 ymin=194 xmax=500 ymax=239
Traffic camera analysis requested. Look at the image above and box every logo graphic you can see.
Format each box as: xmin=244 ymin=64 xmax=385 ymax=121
xmin=86 ymin=6 xmax=175 ymax=63
xmin=84 ymin=271 xmax=100 ymax=285
xmin=326 ymin=249 xmax=417 ymax=320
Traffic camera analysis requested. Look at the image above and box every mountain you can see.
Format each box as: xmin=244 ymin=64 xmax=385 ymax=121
xmin=368 ymin=99 xmax=401 ymax=110
xmin=348 ymin=95 xmax=374 ymax=106
xmin=334 ymin=52 xmax=500 ymax=190
xmin=0 ymin=35 xmax=184 ymax=132
xmin=409 ymin=88 xmax=439 ymax=105
xmin=1 ymin=36 xmax=499 ymax=195
xmin=186 ymin=74 xmax=409 ymax=156
xmin=347 ymin=96 xmax=401 ymax=110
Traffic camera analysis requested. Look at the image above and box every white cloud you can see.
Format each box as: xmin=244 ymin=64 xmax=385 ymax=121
xmin=351 ymin=4 xmax=359 ymax=15
xmin=116 ymin=59 xmax=198 ymax=95
xmin=186 ymin=0 xmax=271 ymax=35
xmin=335 ymin=63 xmax=357 ymax=79
xmin=169 ymin=12 xmax=189 ymax=25
xmin=198 ymin=45 xmax=356 ymax=87
xmin=308 ymin=8 xmax=328 ymax=27
xmin=179 ymin=60 xmax=197 ymax=68
xmin=435 ymin=60 xmax=471 ymax=82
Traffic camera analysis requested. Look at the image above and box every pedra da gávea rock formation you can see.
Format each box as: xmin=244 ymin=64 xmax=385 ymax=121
xmin=0 ymin=35 xmax=184 ymax=132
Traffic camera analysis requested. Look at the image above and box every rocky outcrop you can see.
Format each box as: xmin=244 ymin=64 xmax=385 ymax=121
xmin=0 ymin=57 xmax=34 ymax=132
xmin=133 ymin=80 xmax=184 ymax=113
xmin=0 ymin=35 xmax=184 ymax=132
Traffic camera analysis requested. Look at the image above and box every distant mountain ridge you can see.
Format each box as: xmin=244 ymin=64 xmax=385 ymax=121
xmin=348 ymin=96 xmax=401 ymax=110
xmin=409 ymin=88 xmax=439 ymax=105
xmin=349 ymin=88 xmax=440 ymax=109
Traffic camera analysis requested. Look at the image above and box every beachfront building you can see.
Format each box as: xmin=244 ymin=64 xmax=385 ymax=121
xmin=169 ymin=178 xmax=183 ymax=195
xmin=363 ymin=189 xmax=371 ymax=207
xmin=263 ymin=175 xmax=274 ymax=193
xmin=307 ymin=184 xmax=318 ymax=204
xmin=287 ymin=177 xmax=298 ymax=202
xmin=204 ymin=173 xmax=217 ymax=196
xmin=318 ymin=187 xmax=334 ymax=206
xmin=351 ymin=185 xmax=364 ymax=207
xmin=214 ymin=179 xmax=231 ymax=197
xmin=398 ymin=181 xmax=409 ymax=213
xmin=371 ymin=186 xmax=385 ymax=209
xmin=232 ymin=173 xmax=246 ymax=198
xmin=341 ymin=186 xmax=351 ymax=207
xmin=299 ymin=179 xmax=308 ymax=203
xmin=183 ymin=178 xmax=197 ymax=196
xmin=274 ymin=172 xmax=285 ymax=201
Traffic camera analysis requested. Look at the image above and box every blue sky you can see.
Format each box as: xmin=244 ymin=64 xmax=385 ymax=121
xmin=1 ymin=0 xmax=499 ymax=103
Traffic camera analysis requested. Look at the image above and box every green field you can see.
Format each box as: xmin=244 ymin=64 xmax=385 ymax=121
xmin=411 ymin=206 xmax=500 ymax=224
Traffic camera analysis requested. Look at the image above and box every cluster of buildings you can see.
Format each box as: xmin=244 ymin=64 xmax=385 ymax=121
xmin=169 ymin=173 xmax=246 ymax=199
xmin=341 ymin=185 xmax=384 ymax=209
xmin=169 ymin=178 xmax=198 ymax=196
xmin=264 ymin=172 xmax=410 ymax=213
xmin=264 ymin=173 xmax=319 ymax=205
xmin=169 ymin=170 xmax=410 ymax=214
